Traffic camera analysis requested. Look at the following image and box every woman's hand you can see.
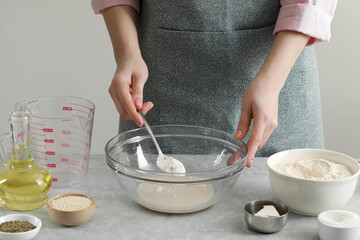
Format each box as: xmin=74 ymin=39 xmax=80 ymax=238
xmin=103 ymin=5 xmax=153 ymax=127
xmin=108 ymin=53 xmax=153 ymax=127
xmin=234 ymin=75 xmax=280 ymax=168
xmin=234 ymin=30 xmax=311 ymax=167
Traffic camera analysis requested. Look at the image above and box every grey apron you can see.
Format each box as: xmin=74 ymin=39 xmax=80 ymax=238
xmin=119 ymin=0 xmax=324 ymax=157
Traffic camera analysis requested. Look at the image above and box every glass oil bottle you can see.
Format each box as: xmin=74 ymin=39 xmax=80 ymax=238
xmin=0 ymin=110 xmax=52 ymax=211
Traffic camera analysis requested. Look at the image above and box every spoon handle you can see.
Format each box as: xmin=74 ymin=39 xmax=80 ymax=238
xmin=139 ymin=111 xmax=163 ymax=156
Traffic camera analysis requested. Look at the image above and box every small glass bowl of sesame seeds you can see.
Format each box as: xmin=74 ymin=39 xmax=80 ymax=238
xmin=47 ymin=193 xmax=96 ymax=227
xmin=0 ymin=214 xmax=41 ymax=240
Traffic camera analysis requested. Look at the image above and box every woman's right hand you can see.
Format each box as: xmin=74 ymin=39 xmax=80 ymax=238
xmin=108 ymin=53 xmax=153 ymax=127
xmin=102 ymin=5 xmax=152 ymax=127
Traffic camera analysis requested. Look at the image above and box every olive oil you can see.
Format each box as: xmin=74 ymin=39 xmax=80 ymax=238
xmin=0 ymin=111 xmax=52 ymax=211
xmin=0 ymin=146 xmax=52 ymax=211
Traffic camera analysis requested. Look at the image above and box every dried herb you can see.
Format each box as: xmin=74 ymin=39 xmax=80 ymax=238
xmin=0 ymin=220 xmax=36 ymax=233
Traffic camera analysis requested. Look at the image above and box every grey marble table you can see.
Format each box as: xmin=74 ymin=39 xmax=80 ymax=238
xmin=1 ymin=155 xmax=359 ymax=240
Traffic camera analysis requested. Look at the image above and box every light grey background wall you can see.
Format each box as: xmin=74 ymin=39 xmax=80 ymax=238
xmin=0 ymin=1 xmax=359 ymax=157
xmin=316 ymin=0 xmax=360 ymax=158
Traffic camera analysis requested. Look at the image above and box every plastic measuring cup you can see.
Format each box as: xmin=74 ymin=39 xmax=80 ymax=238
xmin=16 ymin=96 xmax=95 ymax=187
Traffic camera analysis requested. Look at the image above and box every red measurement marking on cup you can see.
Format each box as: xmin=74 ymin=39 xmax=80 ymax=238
xmin=17 ymin=132 xmax=24 ymax=142
xmin=83 ymin=156 xmax=88 ymax=161
xmin=30 ymin=132 xmax=45 ymax=137
xmin=33 ymin=154 xmax=48 ymax=161
xmin=30 ymin=126 xmax=43 ymax=131
xmin=73 ymin=109 xmax=88 ymax=114
xmin=62 ymin=130 xmax=71 ymax=135
xmin=62 ymin=107 xmax=73 ymax=111
xmin=62 ymin=119 xmax=72 ymax=122
xmin=31 ymin=122 xmax=44 ymax=126
xmin=47 ymin=164 xmax=56 ymax=168
xmin=32 ymin=149 xmax=45 ymax=154
xmin=52 ymin=178 xmax=58 ymax=182
xmin=32 ymin=143 xmax=46 ymax=148
xmin=43 ymin=128 xmax=53 ymax=133
xmin=31 ymin=137 xmax=43 ymax=142
xmin=44 ymin=139 xmax=54 ymax=143
xmin=46 ymin=151 xmax=55 ymax=155
xmin=61 ymin=158 xmax=70 ymax=162
xmin=70 ymin=103 xmax=93 ymax=111
xmin=64 ymin=106 xmax=88 ymax=114
xmin=61 ymin=143 xmax=70 ymax=147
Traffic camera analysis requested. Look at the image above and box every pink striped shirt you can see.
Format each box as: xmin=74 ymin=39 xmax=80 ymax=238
xmin=91 ymin=0 xmax=337 ymax=46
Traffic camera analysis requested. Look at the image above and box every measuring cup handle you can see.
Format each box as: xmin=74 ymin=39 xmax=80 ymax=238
xmin=0 ymin=133 xmax=11 ymax=167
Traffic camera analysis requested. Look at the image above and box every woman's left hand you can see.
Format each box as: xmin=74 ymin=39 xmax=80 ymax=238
xmin=234 ymin=75 xmax=280 ymax=167
xmin=233 ymin=31 xmax=310 ymax=168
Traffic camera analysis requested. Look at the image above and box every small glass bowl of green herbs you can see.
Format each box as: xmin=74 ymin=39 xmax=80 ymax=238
xmin=0 ymin=214 xmax=41 ymax=240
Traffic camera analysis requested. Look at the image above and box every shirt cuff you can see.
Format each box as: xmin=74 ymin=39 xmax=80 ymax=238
xmin=273 ymin=4 xmax=333 ymax=46
xmin=91 ymin=0 xmax=140 ymax=14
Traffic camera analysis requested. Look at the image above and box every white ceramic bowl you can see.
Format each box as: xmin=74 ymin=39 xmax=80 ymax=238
xmin=267 ymin=149 xmax=360 ymax=216
xmin=0 ymin=214 xmax=41 ymax=240
xmin=318 ymin=210 xmax=360 ymax=240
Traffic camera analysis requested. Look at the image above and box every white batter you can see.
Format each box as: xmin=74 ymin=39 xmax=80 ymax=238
xmin=137 ymin=177 xmax=214 ymax=213
xmin=273 ymin=158 xmax=352 ymax=180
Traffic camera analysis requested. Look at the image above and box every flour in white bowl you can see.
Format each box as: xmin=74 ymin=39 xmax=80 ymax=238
xmin=273 ymin=158 xmax=352 ymax=180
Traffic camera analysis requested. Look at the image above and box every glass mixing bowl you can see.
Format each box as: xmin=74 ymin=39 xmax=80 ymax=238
xmin=105 ymin=125 xmax=248 ymax=213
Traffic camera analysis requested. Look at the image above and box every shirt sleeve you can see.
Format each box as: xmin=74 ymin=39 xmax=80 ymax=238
xmin=273 ymin=0 xmax=338 ymax=46
xmin=91 ymin=0 xmax=140 ymax=14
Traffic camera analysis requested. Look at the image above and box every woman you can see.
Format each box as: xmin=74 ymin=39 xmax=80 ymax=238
xmin=92 ymin=0 xmax=337 ymax=167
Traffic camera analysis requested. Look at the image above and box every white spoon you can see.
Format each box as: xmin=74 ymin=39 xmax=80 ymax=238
xmin=139 ymin=111 xmax=186 ymax=174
